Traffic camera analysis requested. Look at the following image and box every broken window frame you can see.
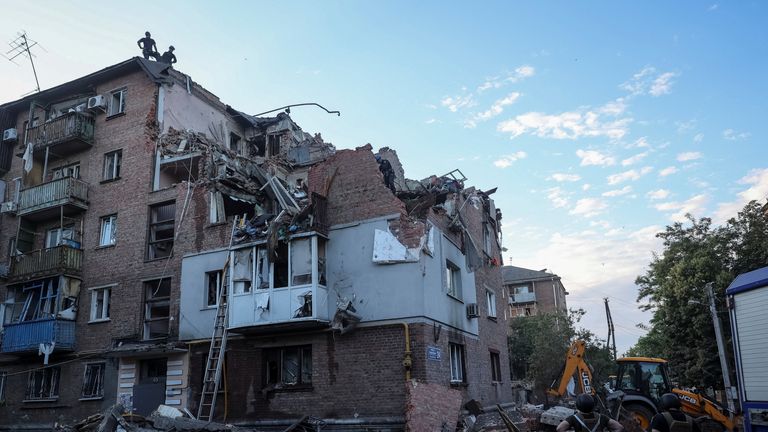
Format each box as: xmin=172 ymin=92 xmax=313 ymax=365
xmin=15 ymin=279 xmax=59 ymax=323
xmin=46 ymin=225 xmax=75 ymax=249
xmin=81 ymin=362 xmax=106 ymax=399
xmin=147 ymin=201 xmax=175 ymax=260
xmin=229 ymin=132 xmax=242 ymax=154
xmin=143 ymin=278 xmax=171 ymax=340
xmin=108 ymin=88 xmax=126 ymax=117
xmin=103 ymin=150 xmax=122 ymax=181
xmin=449 ymin=343 xmax=466 ymax=383
xmin=89 ymin=285 xmax=111 ymax=322
xmin=25 ymin=367 xmax=60 ymax=401
xmin=51 ymin=162 xmax=80 ymax=180
xmin=267 ymin=134 xmax=281 ymax=157
xmin=483 ymin=223 xmax=493 ymax=255
xmin=264 ymin=345 xmax=312 ymax=387
xmin=99 ymin=214 xmax=117 ymax=247
xmin=445 ymin=260 xmax=462 ymax=299
xmin=490 ymin=351 xmax=502 ymax=382
xmin=486 ymin=289 xmax=497 ymax=319
xmin=206 ymin=270 xmax=224 ymax=307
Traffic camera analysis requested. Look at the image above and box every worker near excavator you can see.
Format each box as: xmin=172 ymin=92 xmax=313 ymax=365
xmin=651 ymin=393 xmax=701 ymax=432
xmin=556 ymin=394 xmax=624 ymax=432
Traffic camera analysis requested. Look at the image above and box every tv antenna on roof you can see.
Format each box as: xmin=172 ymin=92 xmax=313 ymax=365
xmin=3 ymin=30 xmax=45 ymax=93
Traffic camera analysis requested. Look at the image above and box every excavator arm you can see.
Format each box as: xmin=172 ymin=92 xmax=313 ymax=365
xmin=548 ymin=340 xmax=596 ymax=397
xmin=673 ymin=388 xmax=736 ymax=431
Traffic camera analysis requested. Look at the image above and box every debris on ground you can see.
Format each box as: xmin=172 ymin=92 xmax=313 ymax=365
xmin=458 ymin=403 xmax=529 ymax=432
xmin=52 ymin=404 xmax=263 ymax=432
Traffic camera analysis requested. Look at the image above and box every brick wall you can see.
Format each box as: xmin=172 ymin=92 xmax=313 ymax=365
xmin=405 ymin=380 xmax=462 ymax=432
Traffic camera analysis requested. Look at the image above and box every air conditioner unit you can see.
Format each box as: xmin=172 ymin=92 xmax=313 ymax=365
xmin=466 ymin=303 xmax=479 ymax=319
xmin=87 ymin=95 xmax=107 ymax=111
xmin=0 ymin=201 xmax=18 ymax=214
xmin=2 ymin=128 xmax=17 ymax=142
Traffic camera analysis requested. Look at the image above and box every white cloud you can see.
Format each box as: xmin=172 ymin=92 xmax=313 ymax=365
xmin=577 ymin=149 xmax=616 ymax=167
xmin=440 ymin=94 xmax=476 ymax=112
xmin=425 ymin=118 xmax=437 ymax=124
xmin=714 ymin=168 xmax=768 ymax=223
xmin=650 ymin=72 xmax=677 ymax=96
xmin=708 ymin=4 xmax=718 ymax=11
xmin=659 ymin=166 xmax=678 ymax=177
xmin=582 ymin=184 xmax=591 ymax=191
xmin=676 ymin=151 xmax=702 ymax=162
xmin=655 ymin=194 xmax=708 ymax=221
xmin=550 ymin=173 xmax=581 ymax=182
xmin=498 ymin=110 xmax=631 ymax=140
xmin=466 ymin=92 xmax=522 ymax=127
xmin=546 ymin=187 xmax=569 ymax=208
xmin=599 ymin=98 xmax=627 ymax=116
xmin=570 ymin=198 xmax=608 ymax=217
xmin=723 ymin=129 xmax=750 ymax=141
xmin=493 ymin=151 xmax=527 ymax=168
xmin=630 ymin=137 xmax=650 ymax=148
xmin=621 ymin=66 xmax=678 ymax=97
xmin=477 ymin=65 xmax=535 ymax=92
xmin=693 ymin=133 xmax=704 ymax=143
xmin=647 ymin=189 xmax=671 ymax=200
xmin=602 ymin=186 xmax=633 ymax=197
xmin=622 ymin=152 xmax=649 ymax=166
xmin=607 ymin=167 xmax=653 ymax=185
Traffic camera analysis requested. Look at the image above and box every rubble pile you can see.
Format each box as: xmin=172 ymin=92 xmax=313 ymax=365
xmin=53 ymin=404 xmax=262 ymax=432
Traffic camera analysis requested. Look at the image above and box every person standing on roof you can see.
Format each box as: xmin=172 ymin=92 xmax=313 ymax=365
xmin=375 ymin=155 xmax=396 ymax=193
xmin=556 ymin=394 xmax=624 ymax=432
xmin=651 ymin=393 xmax=700 ymax=432
xmin=160 ymin=46 xmax=177 ymax=66
xmin=137 ymin=32 xmax=159 ymax=61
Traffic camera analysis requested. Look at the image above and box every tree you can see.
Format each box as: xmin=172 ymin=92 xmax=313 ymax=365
xmin=508 ymin=309 xmax=613 ymax=399
xmin=631 ymin=200 xmax=768 ymax=388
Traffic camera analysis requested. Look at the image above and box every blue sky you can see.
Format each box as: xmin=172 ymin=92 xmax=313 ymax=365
xmin=2 ymin=1 xmax=767 ymax=353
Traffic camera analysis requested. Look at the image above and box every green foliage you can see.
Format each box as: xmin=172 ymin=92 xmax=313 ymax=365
xmin=630 ymin=201 xmax=768 ymax=388
xmin=508 ymin=309 xmax=614 ymax=398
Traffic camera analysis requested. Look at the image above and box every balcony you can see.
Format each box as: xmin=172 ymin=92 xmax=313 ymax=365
xmin=8 ymin=245 xmax=83 ymax=282
xmin=18 ymin=112 xmax=94 ymax=157
xmin=510 ymin=291 xmax=536 ymax=304
xmin=17 ymin=176 xmax=89 ymax=220
xmin=1 ymin=318 xmax=76 ymax=353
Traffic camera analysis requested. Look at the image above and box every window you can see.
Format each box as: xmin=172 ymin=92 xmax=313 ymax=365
xmin=291 ymin=238 xmax=312 ymax=285
xmin=90 ymin=286 xmax=111 ymax=322
xmin=229 ymin=132 xmax=241 ymax=153
xmin=206 ymin=270 xmax=223 ymax=307
xmin=143 ymin=279 xmax=171 ymax=339
xmin=265 ymin=345 xmax=312 ymax=387
xmin=232 ymin=249 xmax=253 ymax=294
xmin=10 ymin=279 xmax=59 ymax=323
xmin=490 ymin=352 xmax=502 ymax=382
xmin=108 ymin=89 xmax=126 ymax=116
xmin=0 ymin=371 xmax=6 ymax=403
xmin=267 ymin=134 xmax=281 ymax=157
xmin=81 ymin=363 xmax=106 ymax=399
xmin=51 ymin=162 xmax=80 ymax=180
xmin=449 ymin=343 xmax=466 ymax=383
xmin=486 ymin=289 xmax=497 ymax=318
xmin=99 ymin=215 xmax=117 ymax=246
xmin=483 ymin=223 xmax=493 ymax=254
xmin=103 ymin=150 xmax=122 ymax=180
xmin=46 ymin=226 xmax=75 ymax=248
xmin=148 ymin=202 xmax=175 ymax=259
xmin=25 ymin=367 xmax=60 ymax=401
xmin=446 ymin=260 xmax=462 ymax=298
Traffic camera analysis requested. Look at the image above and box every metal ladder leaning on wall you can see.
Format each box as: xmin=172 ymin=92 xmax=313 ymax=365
xmin=197 ymin=216 xmax=241 ymax=422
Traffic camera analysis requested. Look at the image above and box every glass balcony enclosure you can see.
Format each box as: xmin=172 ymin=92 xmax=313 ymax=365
xmin=228 ymin=234 xmax=329 ymax=328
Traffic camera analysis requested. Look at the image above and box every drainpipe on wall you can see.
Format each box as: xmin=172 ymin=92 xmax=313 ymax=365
xmin=402 ymin=323 xmax=412 ymax=381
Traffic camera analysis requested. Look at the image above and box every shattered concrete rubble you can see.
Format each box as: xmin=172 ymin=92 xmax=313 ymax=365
xmin=53 ymin=404 xmax=262 ymax=432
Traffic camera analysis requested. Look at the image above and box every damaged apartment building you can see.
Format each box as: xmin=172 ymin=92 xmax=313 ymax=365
xmin=0 ymin=57 xmax=511 ymax=431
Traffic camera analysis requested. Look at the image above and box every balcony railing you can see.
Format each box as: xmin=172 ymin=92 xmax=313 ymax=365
xmin=17 ymin=176 xmax=89 ymax=217
xmin=23 ymin=112 xmax=94 ymax=154
xmin=510 ymin=291 xmax=536 ymax=304
xmin=9 ymin=245 xmax=83 ymax=281
xmin=1 ymin=318 xmax=76 ymax=353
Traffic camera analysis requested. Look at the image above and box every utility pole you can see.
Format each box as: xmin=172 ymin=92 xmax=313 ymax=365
xmin=604 ymin=298 xmax=617 ymax=360
xmin=706 ymin=282 xmax=736 ymax=416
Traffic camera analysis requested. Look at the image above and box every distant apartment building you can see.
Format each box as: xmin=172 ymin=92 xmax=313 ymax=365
xmin=502 ymin=266 xmax=568 ymax=317
xmin=0 ymin=58 xmax=511 ymax=431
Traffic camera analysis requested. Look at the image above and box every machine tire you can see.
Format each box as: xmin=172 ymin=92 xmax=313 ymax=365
xmin=622 ymin=403 xmax=655 ymax=432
